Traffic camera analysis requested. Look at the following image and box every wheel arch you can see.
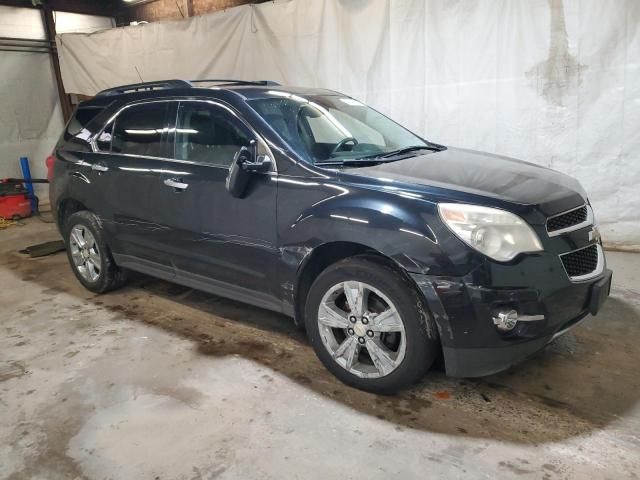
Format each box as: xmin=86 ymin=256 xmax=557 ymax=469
xmin=293 ymin=241 xmax=426 ymax=329
xmin=57 ymin=198 xmax=90 ymax=231
xmin=283 ymin=192 xmax=448 ymax=326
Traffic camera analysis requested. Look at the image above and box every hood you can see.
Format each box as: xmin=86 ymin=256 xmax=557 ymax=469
xmin=342 ymin=147 xmax=586 ymax=216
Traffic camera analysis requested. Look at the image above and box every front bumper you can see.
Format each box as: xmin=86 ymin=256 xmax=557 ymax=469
xmin=411 ymin=267 xmax=613 ymax=377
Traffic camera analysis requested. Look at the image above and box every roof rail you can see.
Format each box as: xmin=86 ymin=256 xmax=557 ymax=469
xmin=95 ymin=79 xmax=192 ymax=97
xmin=191 ymin=79 xmax=281 ymax=86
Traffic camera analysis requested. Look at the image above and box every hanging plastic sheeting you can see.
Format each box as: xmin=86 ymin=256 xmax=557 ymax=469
xmin=56 ymin=0 xmax=640 ymax=249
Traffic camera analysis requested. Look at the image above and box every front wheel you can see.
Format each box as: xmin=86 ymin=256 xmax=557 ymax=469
xmin=305 ymin=256 xmax=438 ymax=394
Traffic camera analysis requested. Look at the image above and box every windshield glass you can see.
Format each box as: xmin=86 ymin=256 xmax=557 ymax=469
xmin=247 ymin=92 xmax=429 ymax=164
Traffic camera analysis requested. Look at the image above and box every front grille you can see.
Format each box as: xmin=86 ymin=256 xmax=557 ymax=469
xmin=560 ymin=244 xmax=599 ymax=278
xmin=547 ymin=205 xmax=588 ymax=233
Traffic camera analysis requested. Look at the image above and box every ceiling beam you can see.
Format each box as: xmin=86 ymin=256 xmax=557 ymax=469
xmin=0 ymin=0 xmax=121 ymax=17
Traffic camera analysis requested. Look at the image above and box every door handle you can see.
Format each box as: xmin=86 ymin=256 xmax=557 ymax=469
xmin=164 ymin=178 xmax=189 ymax=191
xmin=91 ymin=163 xmax=109 ymax=173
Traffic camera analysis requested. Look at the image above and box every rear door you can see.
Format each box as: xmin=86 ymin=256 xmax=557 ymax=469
xmin=87 ymin=100 xmax=178 ymax=270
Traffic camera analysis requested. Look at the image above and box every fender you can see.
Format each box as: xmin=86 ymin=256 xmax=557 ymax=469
xmin=276 ymin=177 xmax=484 ymax=318
xmin=52 ymin=148 xmax=125 ymax=252
xmin=284 ymin=193 xmax=441 ymax=270
xmin=51 ymin=149 xmax=92 ymax=224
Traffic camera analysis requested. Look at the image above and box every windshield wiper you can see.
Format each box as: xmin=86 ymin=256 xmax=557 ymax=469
xmin=315 ymin=144 xmax=446 ymax=167
xmin=353 ymin=144 xmax=444 ymax=161
xmin=379 ymin=145 xmax=443 ymax=158
xmin=315 ymin=158 xmax=388 ymax=167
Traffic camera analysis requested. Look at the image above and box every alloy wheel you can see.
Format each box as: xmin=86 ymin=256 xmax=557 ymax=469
xmin=69 ymin=225 xmax=101 ymax=282
xmin=317 ymin=281 xmax=406 ymax=378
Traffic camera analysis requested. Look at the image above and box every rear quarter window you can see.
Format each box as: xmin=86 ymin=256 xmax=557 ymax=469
xmin=58 ymin=105 xmax=107 ymax=151
xmin=65 ymin=106 xmax=105 ymax=137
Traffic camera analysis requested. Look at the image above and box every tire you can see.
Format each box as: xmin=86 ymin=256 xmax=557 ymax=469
xmin=305 ymin=255 xmax=438 ymax=394
xmin=63 ymin=210 xmax=127 ymax=293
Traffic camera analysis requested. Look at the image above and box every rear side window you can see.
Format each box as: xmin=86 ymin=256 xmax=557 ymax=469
xmin=111 ymin=102 xmax=170 ymax=157
xmin=174 ymin=102 xmax=252 ymax=167
xmin=65 ymin=106 xmax=104 ymax=138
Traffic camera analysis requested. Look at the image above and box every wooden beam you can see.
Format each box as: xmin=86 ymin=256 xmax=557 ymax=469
xmin=41 ymin=4 xmax=74 ymax=122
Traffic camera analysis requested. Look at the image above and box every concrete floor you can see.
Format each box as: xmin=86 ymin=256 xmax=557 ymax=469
xmin=1 ymin=218 xmax=639 ymax=480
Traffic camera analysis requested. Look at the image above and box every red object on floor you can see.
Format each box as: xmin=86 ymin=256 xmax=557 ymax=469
xmin=0 ymin=180 xmax=32 ymax=220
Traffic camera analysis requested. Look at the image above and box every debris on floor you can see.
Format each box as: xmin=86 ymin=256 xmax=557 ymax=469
xmin=0 ymin=217 xmax=19 ymax=229
xmin=19 ymin=239 xmax=66 ymax=258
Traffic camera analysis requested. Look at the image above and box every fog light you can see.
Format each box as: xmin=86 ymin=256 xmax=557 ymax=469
xmin=492 ymin=309 xmax=546 ymax=332
xmin=493 ymin=309 xmax=519 ymax=331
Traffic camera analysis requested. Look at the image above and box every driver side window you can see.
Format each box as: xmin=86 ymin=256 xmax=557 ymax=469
xmin=175 ymin=102 xmax=252 ymax=168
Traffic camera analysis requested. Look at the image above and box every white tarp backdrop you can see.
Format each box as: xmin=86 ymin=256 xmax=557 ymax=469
xmin=56 ymin=0 xmax=640 ymax=248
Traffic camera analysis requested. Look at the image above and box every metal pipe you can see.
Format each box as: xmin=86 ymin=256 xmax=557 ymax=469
xmin=0 ymin=36 xmax=55 ymax=44
xmin=0 ymin=48 xmax=51 ymax=54
xmin=3 ymin=178 xmax=49 ymax=184
xmin=0 ymin=41 xmax=54 ymax=49
xmin=19 ymin=157 xmax=38 ymax=214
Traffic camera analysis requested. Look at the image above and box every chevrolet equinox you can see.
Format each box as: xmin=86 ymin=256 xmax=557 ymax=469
xmin=49 ymin=79 xmax=612 ymax=393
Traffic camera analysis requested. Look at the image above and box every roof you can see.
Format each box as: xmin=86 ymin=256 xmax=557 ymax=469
xmin=226 ymin=84 xmax=339 ymax=99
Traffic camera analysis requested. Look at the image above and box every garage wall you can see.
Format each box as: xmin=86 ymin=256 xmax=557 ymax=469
xmin=0 ymin=7 xmax=114 ymax=204
xmin=0 ymin=6 xmax=64 ymax=201
xmin=0 ymin=51 xmax=64 ymax=197
xmin=56 ymin=0 xmax=640 ymax=249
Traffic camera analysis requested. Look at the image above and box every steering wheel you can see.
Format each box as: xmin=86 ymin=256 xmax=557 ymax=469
xmin=330 ymin=137 xmax=359 ymax=156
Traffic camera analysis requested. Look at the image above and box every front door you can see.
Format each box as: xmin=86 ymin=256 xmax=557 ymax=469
xmin=143 ymin=100 xmax=280 ymax=310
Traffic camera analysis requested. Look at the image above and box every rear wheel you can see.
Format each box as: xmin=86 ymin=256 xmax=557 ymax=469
xmin=305 ymin=256 xmax=438 ymax=394
xmin=64 ymin=210 xmax=127 ymax=293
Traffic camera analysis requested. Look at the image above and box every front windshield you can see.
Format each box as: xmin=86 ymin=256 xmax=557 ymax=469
xmin=248 ymin=91 xmax=429 ymax=164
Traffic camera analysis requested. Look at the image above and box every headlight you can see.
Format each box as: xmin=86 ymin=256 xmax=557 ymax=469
xmin=438 ymin=203 xmax=543 ymax=262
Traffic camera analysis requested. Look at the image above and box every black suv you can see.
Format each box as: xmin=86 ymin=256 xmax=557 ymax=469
xmin=49 ymin=79 xmax=612 ymax=393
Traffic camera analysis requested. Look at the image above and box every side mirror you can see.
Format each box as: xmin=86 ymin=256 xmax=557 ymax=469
xmin=242 ymin=155 xmax=273 ymax=174
xmin=226 ymin=146 xmax=252 ymax=198
xmin=226 ymin=147 xmax=273 ymax=198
